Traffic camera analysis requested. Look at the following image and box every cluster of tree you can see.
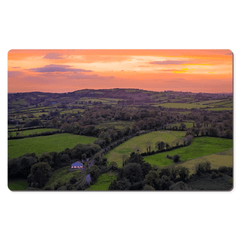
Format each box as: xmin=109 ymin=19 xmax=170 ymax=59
xmin=141 ymin=135 xmax=194 ymax=157
xmin=108 ymin=152 xmax=192 ymax=190
xmin=8 ymin=143 xmax=101 ymax=189
xmin=109 ymin=153 xmax=233 ymax=191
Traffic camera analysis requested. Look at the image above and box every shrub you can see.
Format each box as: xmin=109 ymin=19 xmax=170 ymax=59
xmin=211 ymin=172 xmax=217 ymax=179
xmin=195 ymin=161 xmax=211 ymax=175
xmin=143 ymin=184 xmax=155 ymax=190
xmin=178 ymin=167 xmax=189 ymax=181
xmin=173 ymin=154 xmax=181 ymax=163
xmin=69 ymin=176 xmax=77 ymax=184
xmin=145 ymin=170 xmax=159 ymax=189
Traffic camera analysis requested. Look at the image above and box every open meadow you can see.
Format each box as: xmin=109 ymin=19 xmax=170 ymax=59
xmin=8 ymin=133 xmax=97 ymax=159
xmin=9 ymin=128 xmax=58 ymax=137
xmin=105 ymin=130 xmax=186 ymax=166
xmin=177 ymin=148 xmax=233 ymax=175
xmin=143 ymin=137 xmax=233 ymax=167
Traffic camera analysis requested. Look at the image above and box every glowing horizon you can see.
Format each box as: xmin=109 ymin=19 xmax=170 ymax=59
xmin=8 ymin=49 xmax=233 ymax=94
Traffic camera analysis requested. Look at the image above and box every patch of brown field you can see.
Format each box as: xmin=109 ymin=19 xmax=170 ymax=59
xmin=178 ymin=148 xmax=233 ymax=175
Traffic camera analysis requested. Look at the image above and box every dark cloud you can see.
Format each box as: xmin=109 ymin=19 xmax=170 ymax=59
xmin=150 ymin=60 xmax=192 ymax=65
xmin=8 ymin=71 xmax=23 ymax=77
xmin=43 ymin=52 xmax=64 ymax=59
xmin=69 ymin=72 xmax=115 ymax=80
xmin=225 ymin=51 xmax=233 ymax=55
xmin=29 ymin=64 xmax=93 ymax=73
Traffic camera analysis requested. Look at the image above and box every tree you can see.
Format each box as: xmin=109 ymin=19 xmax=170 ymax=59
xmin=86 ymin=165 xmax=100 ymax=183
xmin=178 ymin=167 xmax=189 ymax=181
xmin=145 ymin=170 xmax=160 ymax=189
xmin=82 ymin=153 xmax=87 ymax=160
xmin=165 ymin=143 xmax=170 ymax=150
xmin=173 ymin=154 xmax=181 ymax=163
xmin=122 ymin=163 xmax=143 ymax=183
xmin=146 ymin=141 xmax=152 ymax=153
xmin=180 ymin=123 xmax=186 ymax=130
xmin=155 ymin=141 xmax=165 ymax=151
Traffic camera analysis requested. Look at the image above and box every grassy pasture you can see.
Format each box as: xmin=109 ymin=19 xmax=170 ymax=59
xmin=78 ymin=98 xmax=120 ymax=104
xmin=45 ymin=166 xmax=82 ymax=189
xmin=206 ymin=108 xmax=233 ymax=111
xmin=60 ymin=109 xmax=84 ymax=114
xmin=143 ymin=137 xmax=233 ymax=167
xmin=86 ymin=173 xmax=117 ymax=191
xmin=177 ymin=148 xmax=233 ymax=175
xmin=156 ymin=103 xmax=209 ymax=109
xmin=105 ymin=131 xmax=186 ymax=167
xmin=8 ymin=133 xmax=97 ymax=159
xmin=8 ymin=179 xmax=28 ymax=191
xmin=9 ymin=128 xmax=58 ymax=137
xmin=12 ymin=99 xmax=27 ymax=105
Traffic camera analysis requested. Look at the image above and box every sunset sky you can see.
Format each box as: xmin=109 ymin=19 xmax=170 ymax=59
xmin=8 ymin=50 xmax=233 ymax=93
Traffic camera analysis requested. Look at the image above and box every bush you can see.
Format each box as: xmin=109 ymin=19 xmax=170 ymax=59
xmin=69 ymin=176 xmax=77 ymax=184
xmin=178 ymin=167 xmax=189 ymax=181
xmin=145 ymin=170 xmax=159 ymax=189
xmin=195 ymin=161 xmax=211 ymax=175
xmin=173 ymin=154 xmax=181 ymax=163
xmin=108 ymin=161 xmax=118 ymax=171
xmin=143 ymin=184 xmax=155 ymax=190
xmin=108 ymin=178 xmax=131 ymax=190
xmin=211 ymin=172 xmax=217 ymax=179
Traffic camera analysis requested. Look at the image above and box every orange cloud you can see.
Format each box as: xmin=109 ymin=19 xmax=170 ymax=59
xmin=8 ymin=50 xmax=233 ymax=93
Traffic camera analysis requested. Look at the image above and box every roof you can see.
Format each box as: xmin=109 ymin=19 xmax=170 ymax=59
xmin=71 ymin=161 xmax=83 ymax=167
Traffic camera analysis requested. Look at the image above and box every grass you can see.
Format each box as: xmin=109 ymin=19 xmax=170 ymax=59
xmin=12 ymin=99 xmax=27 ymax=105
xmin=86 ymin=173 xmax=117 ymax=191
xmin=143 ymin=137 xmax=233 ymax=167
xmin=45 ymin=166 xmax=82 ymax=189
xmin=9 ymin=128 xmax=58 ymax=137
xmin=8 ymin=179 xmax=28 ymax=191
xmin=106 ymin=130 xmax=186 ymax=167
xmin=206 ymin=108 xmax=233 ymax=111
xmin=177 ymin=148 xmax=233 ymax=175
xmin=156 ymin=103 xmax=210 ymax=109
xmin=60 ymin=109 xmax=84 ymax=114
xmin=8 ymin=133 xmax=97 ymax=159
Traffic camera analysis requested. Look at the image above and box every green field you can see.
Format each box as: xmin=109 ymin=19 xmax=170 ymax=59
xmin=206 ymin=108 xmax=233 ymax=111
xmin=8 ymin=133 xmax=97 ymax=159
xmin=106 ymin=131 xmax=186 ymax=166
xmin=177 ymin=148 xmax=233 ymax=175
xmin=86 ymin=173 xmax=117 ymax=191
xmin=45 ymin=166 xmax=82 ymax=189
xmin=155 ymin=103 xmax=210 ymax=109
xmin=8 ymin=179 xmax=28 ymax=191
xmin=143 ymin=137 xmax=233 ymax=167
xmin=60 ymin=109 xmax=84 ymax=114
xmin=9 ymin=128 xmax=58 ymax=137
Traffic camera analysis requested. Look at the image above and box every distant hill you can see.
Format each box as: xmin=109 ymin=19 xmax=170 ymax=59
xmin=8 ymin=88 xmax=233 ymax=111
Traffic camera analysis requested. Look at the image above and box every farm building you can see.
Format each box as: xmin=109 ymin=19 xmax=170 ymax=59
xmin=71 ymin=161 xmax=83 ymax=169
